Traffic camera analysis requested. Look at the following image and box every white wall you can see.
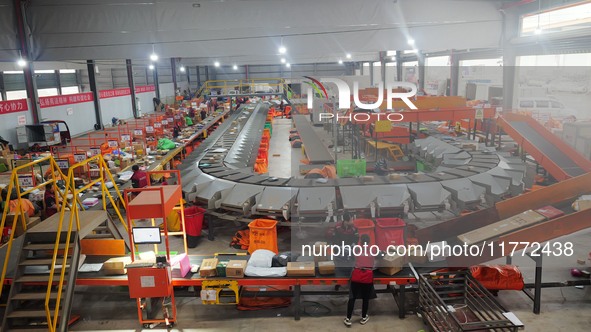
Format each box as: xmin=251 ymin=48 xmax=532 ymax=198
xmin=100 ymin=95 xmax=134 ymax=126
xmin=0 ymin=100 xmax=35 ymax=147
xmin=159 ymin=83 xmax=175 ymax=104
xmin=136 ymin=91 xmax=156 ymax=115
xmin=40 ymin=102 xmax=95 ymax=136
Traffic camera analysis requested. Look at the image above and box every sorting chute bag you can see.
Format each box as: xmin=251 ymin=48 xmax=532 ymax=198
xmin=470 ymin=265 xmax=524 ymax=290
xmin=157 ymin=138 xmax=176 ymax=150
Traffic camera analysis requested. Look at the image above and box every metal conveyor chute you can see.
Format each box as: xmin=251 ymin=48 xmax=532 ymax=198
xmin=407 ymin=182 xmax=451 ymax=212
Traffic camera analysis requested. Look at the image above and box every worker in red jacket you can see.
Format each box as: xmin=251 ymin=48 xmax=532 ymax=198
xmin=131 ymin=165 xmax=148 ymax=189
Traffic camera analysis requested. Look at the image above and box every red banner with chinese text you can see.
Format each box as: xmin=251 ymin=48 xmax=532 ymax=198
xmin=99 ymin=87 xmax=131 ymax=99
xmin=135 ymin=85 xmax=155 ymax=93
xmin=39 ymin=92 xmax=94 ymax=108
xmin=0 ymin=99 xmax=28 ymax=114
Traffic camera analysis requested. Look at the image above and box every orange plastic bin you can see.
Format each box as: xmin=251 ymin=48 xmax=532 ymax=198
xmin=248 ymin=219 xmax=278 ymax=254
xmin=353 ymin=219 xmax=376 ymax=246
xmin=375 ymin=218 xmax=406 ymax=250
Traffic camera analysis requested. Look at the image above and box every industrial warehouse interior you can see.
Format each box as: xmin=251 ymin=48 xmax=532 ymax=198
xmin=2 ymin=0 xmax=591 ymax=331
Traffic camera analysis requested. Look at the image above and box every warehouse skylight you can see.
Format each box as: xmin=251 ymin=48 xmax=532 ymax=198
xmin=521 ymin=1 xmax=591 ymax=36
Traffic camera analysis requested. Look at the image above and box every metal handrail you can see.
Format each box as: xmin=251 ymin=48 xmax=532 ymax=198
xmin=45 ymin=154 xmax=128 ymax=332
xmin=0 ymin=156 xmax=70 ymax=300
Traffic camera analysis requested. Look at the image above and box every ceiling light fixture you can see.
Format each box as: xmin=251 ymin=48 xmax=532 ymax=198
xmin=338 ymin=59 xmax=343 ymax=64
xmin=179 ymin=66 xmax=186 ymax=72
xmin=281 ymin=58 xmax=286 ymax=64
xmin=408 ymin=39 xmax=415 ymax=45
xmin=16 ymin=51 xmax=26 ymax=67
xmin=346 ymin=53 xmax=352 ymax=59
xmin=279 ymin=36 xmax=287 ymax=54
xmin=286 ymin=63 xmax=291 ymax=68
xmin=214 ymin=61 xmax=220 ymax=67
xmin=233 ymin=64 xmax=238 ymax=70
xmin=148 ymin=64 xmax=155 ymax=70
xmin=150 ymin=44 xmax=158 ymax=61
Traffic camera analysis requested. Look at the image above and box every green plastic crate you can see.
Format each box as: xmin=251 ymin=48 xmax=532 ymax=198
xmin=337 ymin=159 xmax=367 ymax=177
xmin=264 ymin=122 xmax=273 ymax=136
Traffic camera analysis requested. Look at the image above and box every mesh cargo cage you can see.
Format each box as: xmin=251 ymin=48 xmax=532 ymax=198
xmin=418 ymin=270 xmax=523 ymax=332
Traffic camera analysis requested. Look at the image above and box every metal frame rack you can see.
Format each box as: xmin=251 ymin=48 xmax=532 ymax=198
xmin=418 ymin=271 xmax=522 ymax=332
xmin=123 ymin=169 xmax=187 ymax=328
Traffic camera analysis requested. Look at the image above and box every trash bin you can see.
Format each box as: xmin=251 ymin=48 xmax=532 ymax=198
xmin=375 ymin=218 xmax=406 ymax=251
xmin=181 ymin=206 xmax=205 ymax=248
xmin=352 ymin=219 xmax=376 ymax=246
xmin=248 ymin=219 xmax=278 ymax=254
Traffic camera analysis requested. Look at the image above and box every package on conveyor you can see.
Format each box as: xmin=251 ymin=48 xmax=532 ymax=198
xmin=457 ymin=210 xmax=546 ymax=245
xmin=287 ymin=262 xmax=315 ymax=277
xmin=317 ymin=261 xmax=335 ymax=275
xmin=226 ymin=260 xmax=248 ymax=278
xmin=378 ymin=252 xmax=406 ymax=275
xmin=200 ymin=258 xmax=219 ymax=277
xmin=102 ymin=256 xmax=132 ymax=275
xmin=572 ymin=195 xmax=591 ymax=212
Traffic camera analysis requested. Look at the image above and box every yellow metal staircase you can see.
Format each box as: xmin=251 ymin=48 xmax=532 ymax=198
xmin=0 ymin=155 xmax=128 ymax=331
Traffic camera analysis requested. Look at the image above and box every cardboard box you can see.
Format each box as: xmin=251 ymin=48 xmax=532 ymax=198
xmin=313 ymin=241 xmax=329 ymax=263
xmin=102 ymin=256 xmax=132 ymax=275
xmin=575 ymin=200 xmax=591 ymax=211
xmin=200 ymin=258 xmax=218 ymax=277
xmin=318 ymin=261 xmax=335 ymax=275
xmin=378 ymin=253 xmax=405 ymax=276
xmin=226 ymin=260 xmax=247 ymax=278
xmin=407 ymin=245 xmax=428 ymax=264
xmin=457 ymin=210 xmax=545 ymax=245
xmin=287 ymin=262 xmax=315 ymax=277
xmin=4 ymin=214 xmax=30 ymax=237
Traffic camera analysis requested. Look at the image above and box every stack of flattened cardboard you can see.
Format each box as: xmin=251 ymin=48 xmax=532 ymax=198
xmin=457 ymin=210 xmax=546 ymax=245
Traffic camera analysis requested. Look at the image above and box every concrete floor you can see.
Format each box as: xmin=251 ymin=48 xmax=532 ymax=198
xmin=64 ymin=117 xmax=591 ymax=331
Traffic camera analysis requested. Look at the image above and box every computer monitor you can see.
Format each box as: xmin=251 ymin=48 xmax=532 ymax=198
xmin=132 ymin=227 xmax=162 ymax=244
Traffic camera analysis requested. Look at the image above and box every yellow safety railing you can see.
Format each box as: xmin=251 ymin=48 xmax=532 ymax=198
xmin=0 ymin=156 xmax=72 ymax=300
xmin=45 ymin=154 xmax=128 ymax=332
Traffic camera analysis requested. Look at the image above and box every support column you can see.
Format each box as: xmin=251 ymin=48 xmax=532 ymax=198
xmin=245 ymin=65 xmax=249 ymax=80
xmin=360 ymin=62 xmax=364 ymax=75
xmin=126 ymin=59 xmax=138 ymax=118
xmin=153 ymin=65 xmax=160 ymax=100
xmin=86 ymin=60 xmax=103 ymax=129
xmin=369 ymin=62 xmax=374 ymax=86
xmin=171 ymin=58 xmax=178 ymax=95
xmin=395 ymin=51 xmax=403 ymax=81
xmin=186 ymin=66 xmax=191 ymax=91
xmin=0 ymin=72 xmax=7 ymax=101
xmin=15 ymin=0 xmax=40 ymax=123
xmin=380 ymin=51 xmax=387 ymax=87
xmin=205 ymin=66 xmax=210 ymax=81
xmin=55 ymin=70 xmax=62 ymax=95
xmin=418 ymin=52 xmax=425 ymax=92
xmin=502 ymin=10 xmax=520 ymax=111
xmin=196 ymin=66 xmax=201 ymax=87
xmin=75 ymin=69 xmax=83 ymax=92
xmin=449 ymin=50 xmax=460 ymax=96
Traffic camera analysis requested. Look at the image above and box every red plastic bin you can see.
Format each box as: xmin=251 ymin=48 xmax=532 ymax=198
xmin=352 ymin=219 xmax=376 ymax=246
xmin=375 ymin=218 xmax=406 ymax=250
xmin=182 ymin=206 xmax=205 ymax=237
